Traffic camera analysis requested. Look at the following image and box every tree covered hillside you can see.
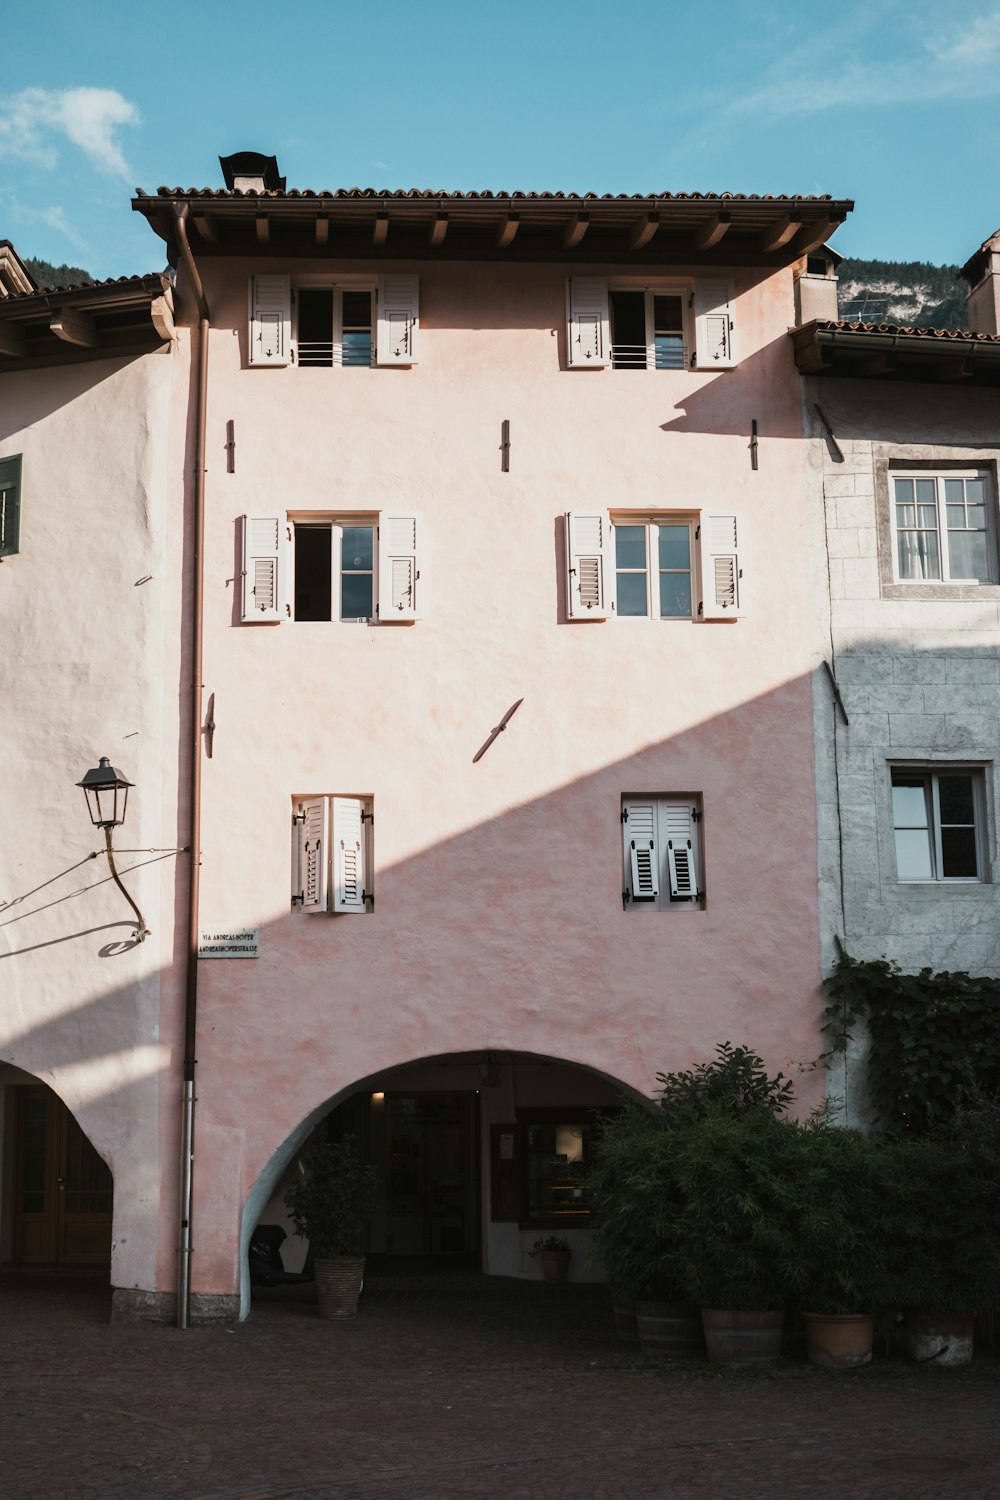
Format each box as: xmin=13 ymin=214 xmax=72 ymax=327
xmin=838 ymin=258 xmax=967 ymax=331
xmin=23 ymin=256 xmax=95 ymax=291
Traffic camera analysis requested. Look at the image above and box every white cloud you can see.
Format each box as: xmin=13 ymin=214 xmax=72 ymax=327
xmin=1 ymin=193 xmax=89 ymax=253
xmin=0 ymin=87 xmax=140 ymax=179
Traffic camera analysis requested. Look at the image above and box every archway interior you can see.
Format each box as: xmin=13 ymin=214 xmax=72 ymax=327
xmin=247 ymin=1051 xmax=632 ymax=1302
xmin=0 ymin=1064 xmax=113 ymax=1268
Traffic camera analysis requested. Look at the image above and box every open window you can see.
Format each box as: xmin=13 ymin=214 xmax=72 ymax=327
xmin=0 ymin=453 xmax=22 ymax=558
xmin=241 ymin=513 xmax=420 ymax=623
xmin=249 ymin=275 xmax=419 ymax=368
xmin=566 ymin=278 xmax=735 ymax=371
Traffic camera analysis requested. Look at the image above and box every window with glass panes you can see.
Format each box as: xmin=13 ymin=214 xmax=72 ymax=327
xmin=293 ymin=521 xmax=375 ymax=621
xmin=891 ymin=768 xmax=985 ymax=882
xmin=614 ymin=519 xmax=694 ymax=618
xmin=296 ymin=287 xmax=373 ymax=368
xmin=608 ymin=289 xmax=686 ymax=370
xmin=892 ymin=472 xmax=997 ymax=583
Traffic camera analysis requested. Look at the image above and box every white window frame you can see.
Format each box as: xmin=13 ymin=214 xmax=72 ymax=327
xmin=608 ymin=283 xmax=690 ymax=371
xmin=621 ymin=796 xmax=704 ymax=912
xmin=889 ymin=765 xmax=987 ymax=884
xmin=291 ymin=515 xmax=379 ymax=623
xmin=293 ymin=795 xmax=374 ymax=913
xmin=890 ymin=469 xmax=999 ymax=586
xmin=241 ymin=512 xmax=420 ymax=624
xmin=611 ymin=513 xmax=699 ymax=621
xmin=294 ymin=278 xmax=376 ymax=369
xmin=249 ymin=273 xmax=419 ymax=369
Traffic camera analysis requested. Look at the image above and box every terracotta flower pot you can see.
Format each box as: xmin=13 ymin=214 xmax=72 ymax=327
xmin=701 ymin=1308 xmax=784 ymax=1366
xmin=314 ymin=1256 xmax=366 ymax=1318
xmin=802 ymin=1311 xmax=874 ymax=1369
xmin=540 ymin=1249 xmax=570 ymax=1283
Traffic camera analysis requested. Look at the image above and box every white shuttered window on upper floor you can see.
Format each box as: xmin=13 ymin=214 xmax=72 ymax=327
xmin=622 ymin=796 xmax=703 ymax=911
xmin=293 ymin=795 xmax=373 ymax=913
xmin=567 ymin=278 xmax=736 ymax=371
xmin=240 ymin=513 xmax=421 ymax=624
xmin=249 ymin=274 xmax=419 ymax=368
xmin=566 ymin=510 xmax=744 ymax=621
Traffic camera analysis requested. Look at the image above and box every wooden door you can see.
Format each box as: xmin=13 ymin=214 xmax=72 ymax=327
xmin=12 ymin=1086 xmax=113 ymax=1263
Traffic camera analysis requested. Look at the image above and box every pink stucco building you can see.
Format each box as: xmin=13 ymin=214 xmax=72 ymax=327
xmin=0 ymin=162 xmax=852 ymax=1321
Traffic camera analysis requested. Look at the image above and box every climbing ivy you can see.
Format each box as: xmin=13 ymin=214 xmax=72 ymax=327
xmin=823 ymin=954 xmax=1000 ymax=1133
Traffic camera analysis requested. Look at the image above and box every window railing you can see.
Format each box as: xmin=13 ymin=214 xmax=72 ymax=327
xmin=611 ymin=339 xmax=686 ymax=371
xmin=297 ymin=338 xmax=374 ymax=368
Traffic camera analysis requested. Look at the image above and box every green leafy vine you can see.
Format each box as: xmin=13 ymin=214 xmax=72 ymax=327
xmin=823 ymin=953 xmax=1000 ymax=1132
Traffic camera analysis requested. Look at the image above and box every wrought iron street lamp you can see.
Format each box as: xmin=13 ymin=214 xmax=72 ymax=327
xmin=76 ymin=756 xmax=149 ymax=940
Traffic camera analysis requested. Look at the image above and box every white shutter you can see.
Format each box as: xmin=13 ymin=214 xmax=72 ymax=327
xmin=565 ymin=511 xmax=608 ymax=620
xmin=664 ymin=802 xmax=700 ymax=900
xmin=693 ymin=280 xmax=736 ymax=368
xmin=376 ymin=275 xmax=419 ymax=365
xmin=249 ymin=275 xmax=292 ymax=366
xmin=699 ymin=512 xmax=744 ymax=619
xmin=624 ymin=801 xmax=659 ymax=903
xmin=299 ymin=798 xmax=328 ymax=913
xmin=378 ymin=513 xmax=420 ymax=621
xmin=242 ymin=515 xmax=285 ymax=622
xmin=333 ymin=796 xmax=368 ymax=913
xmin=566 ymin=277 xmax=610 ymax=368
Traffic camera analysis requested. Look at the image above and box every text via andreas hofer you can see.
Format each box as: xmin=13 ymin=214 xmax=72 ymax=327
xmin=198 ymin=927 xmax=260 ymax=959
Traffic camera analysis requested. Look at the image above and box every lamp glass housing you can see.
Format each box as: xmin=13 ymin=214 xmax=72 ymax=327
xmin=77 ymin=757 xmax=132 ymax=829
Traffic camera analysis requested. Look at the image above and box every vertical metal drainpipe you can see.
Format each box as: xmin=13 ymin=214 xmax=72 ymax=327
xmin=172 ymin=203 xmax=209 ymax=1330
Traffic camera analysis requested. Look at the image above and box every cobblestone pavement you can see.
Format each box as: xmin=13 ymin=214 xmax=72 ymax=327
xmin=2 ymin=1265 xmax=999 ymax=1499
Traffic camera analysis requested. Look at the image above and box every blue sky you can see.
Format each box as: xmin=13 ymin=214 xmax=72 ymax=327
xmin=3 ymin=0 xmax=1000 ymax=279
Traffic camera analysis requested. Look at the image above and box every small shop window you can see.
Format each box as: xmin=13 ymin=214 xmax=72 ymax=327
xmin=521 ymin=1114 xmax=594 ymax=1226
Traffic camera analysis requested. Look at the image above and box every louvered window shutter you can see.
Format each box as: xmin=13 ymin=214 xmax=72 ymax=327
xmin=241 ymin=515 xmax=285 ymax=622
xmin=377 ymin=513 xmax=420 ymax=621
xmin=567 ymin=278 xmax=610 ymax=368
xmin=0 ymin=454 xmax=22 ymax=558
xmin=333 ymin=797 xmax=368 ymax=913
xmin=565 ymin=511 xmax=608 ymax=619
xmin=376 ymin=275 xmax=419 ymax=365
xmin=699 ymin=512 xmax=744 ymax=619
xmin=664 ymin=802 xmax=700 ymax=900
xmin=249 ymin=275 xmax=292 ymax=366
xmin=693 ymin=280 xmax=736 ymax=368
xmin=299 ymin=798 xmax=328 ymax=913
xmin=624 ymin=801 xmax=659 ymax=902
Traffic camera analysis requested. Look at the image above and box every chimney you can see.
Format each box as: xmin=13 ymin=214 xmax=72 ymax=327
xmin=960 ymin=230 xmax=1000 ymax=335
xmin=794 ymin=244 xmax=841 ymax=324
xmin=219 ymin=152 xmax=285 ymax=194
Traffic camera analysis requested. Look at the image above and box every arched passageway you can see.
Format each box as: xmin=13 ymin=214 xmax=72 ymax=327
xmin=243 ymin=1050 xmax=639 ymax=1316
xmin=0 ymin=1066 xmax=113 ymax=1269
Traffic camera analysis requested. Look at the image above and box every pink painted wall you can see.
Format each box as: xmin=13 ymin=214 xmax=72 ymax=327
xmin=170 ymin=256 xmax=823 ymax=1297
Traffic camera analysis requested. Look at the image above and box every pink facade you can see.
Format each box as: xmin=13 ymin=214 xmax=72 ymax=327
xmin=1 ymin=180 xmax=848 ymax=1319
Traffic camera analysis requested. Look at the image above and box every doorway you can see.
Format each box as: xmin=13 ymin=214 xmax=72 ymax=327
xmin=11 ymin=1085 xmax=113 ymax=1263
xmin=379 ymin=1092 xmax=478 ymax=1256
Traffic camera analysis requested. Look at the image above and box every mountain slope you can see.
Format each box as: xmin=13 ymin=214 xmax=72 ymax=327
xmin=837 ymin=258 xmax=967 ymax=330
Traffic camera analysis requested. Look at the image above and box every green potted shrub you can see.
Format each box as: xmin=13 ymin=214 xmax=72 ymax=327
xmin=669 ymin=1108 xmax=807 ymax=1364
xmin=794 ymin=1122 xmax=899 ymax=1368
xmin=589 ymin=1098 xmax=702 ymax=1354
xmin=884 ymin=1103 xmax=1000 ymax=1366
xmin=284 ymin=1132 xmax=379 ymax=1319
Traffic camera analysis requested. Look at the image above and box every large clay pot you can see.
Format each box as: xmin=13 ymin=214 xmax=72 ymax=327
xmin=314 ymin=1256 xmax=366 ymax=1318
xmin=701 ymin=1308 xmax=784 ymax=1366
xmin=540 ymin=1249 xmax=570 ymax=1283
xmin=635 ymin=1300 xmax=704 ymax=1357
xmin=611 ymin=1290 xmax=639 ymax=1343
xmin=802 ymin=1312 xmax=875 ymax=1369
xmin=906 ymin=1313 xmax=974 ymax=1367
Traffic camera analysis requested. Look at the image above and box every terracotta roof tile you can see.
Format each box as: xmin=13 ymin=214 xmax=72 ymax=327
xmin=816 ymin=318 xmax=1000 ymax=344
xmin=140 ymin=186 xmax=841 ymax=203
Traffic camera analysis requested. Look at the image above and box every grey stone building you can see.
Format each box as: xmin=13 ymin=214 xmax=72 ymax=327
xmin=792 ymin=245 xmax=1000 ymax=1121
